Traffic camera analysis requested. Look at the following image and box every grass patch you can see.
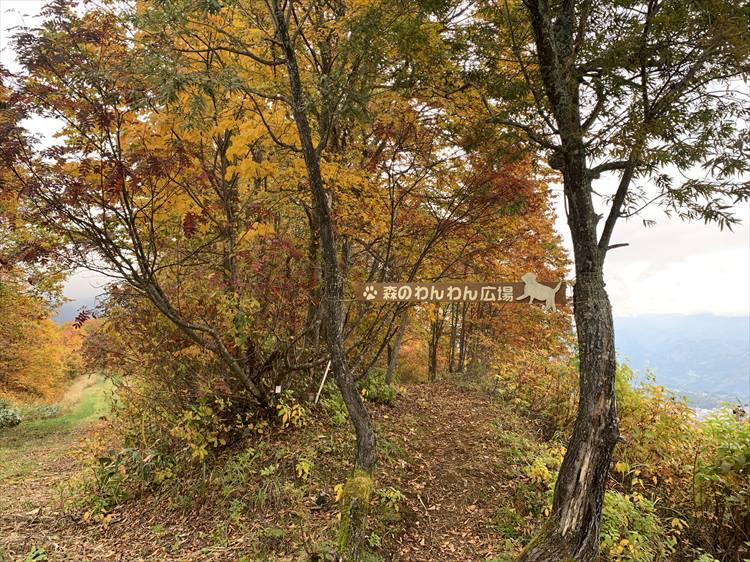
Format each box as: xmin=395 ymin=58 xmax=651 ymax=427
xmin=0 ymin=376 xmax=111 ymax=480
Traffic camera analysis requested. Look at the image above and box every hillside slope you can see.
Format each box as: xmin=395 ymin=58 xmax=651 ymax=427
xmin=0 ymin=381 xmax=550 ymax=561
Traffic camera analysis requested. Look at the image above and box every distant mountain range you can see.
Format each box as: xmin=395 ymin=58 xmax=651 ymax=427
xmin=615 ymin=314 xmax=750 ymax=409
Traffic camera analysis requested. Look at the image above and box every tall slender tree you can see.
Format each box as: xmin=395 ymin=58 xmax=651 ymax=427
xmin=463 ymin=0 xmax=750 ymax=559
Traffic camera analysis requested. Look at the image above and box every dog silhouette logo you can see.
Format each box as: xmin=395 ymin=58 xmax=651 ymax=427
xmin=516 ymin=272 xmax=562 ymax=311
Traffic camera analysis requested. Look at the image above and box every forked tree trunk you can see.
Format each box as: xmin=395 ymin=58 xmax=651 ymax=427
xmin=511 ymin=2 xmax=621 ymax=558
xmin=519 ymin=149 xmax=619 ymax=561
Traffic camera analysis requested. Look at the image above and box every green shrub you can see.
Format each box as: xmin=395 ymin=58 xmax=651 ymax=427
xmin=0 ymin=400 xmax=21 ymax=429
xmin=600 ymin=490 xmax=677 ymax=562
xmin=375 ymin=486 xmax=405 ymax=512
xmin=82 ymin=444 xmax=176 ymax=514
xmin=359 ymin=368 xmax=396 ymax=405
xmin=521 ymin=445 xmax=564 ymax=518
xmin=22 ymin=403 xmax=62 ymax=421
xmin=490 ymin=505 xmax=525 ymax=539
xmin=693 ymin=408 xmax=750 ymax=555
xmin=221 ymin=446 xmax=259 ymax=498
xmin=613 ymin=368 xmax=749 ymax=559
xmin=320 ymin=391 xmax=348 ymax=426
xmin=170 ymin=398 xmax=231 ymax=462
xmin=692 ymin=553 xmax=720 ymax=562
xmin=79 ymin=290 xmax=313 ymax=491
xmin=377 ymin=437 xmax=405 ymax=461
xmin=22 ymin=547 xmax=47 ymax=562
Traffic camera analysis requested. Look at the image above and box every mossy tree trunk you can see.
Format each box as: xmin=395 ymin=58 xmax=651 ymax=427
xmin=338 ymin=469 xmax=374 ymax=561
xmin=272 ymin=2 xmax=377 ymax=559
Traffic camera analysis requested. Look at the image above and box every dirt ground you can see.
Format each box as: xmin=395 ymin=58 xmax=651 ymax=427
xmin=0 ymin=380 xmax=543 ymax=561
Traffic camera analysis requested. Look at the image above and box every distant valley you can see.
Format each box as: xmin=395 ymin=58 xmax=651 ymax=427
xmin=615 ymin=314 xmax=750 ymax=409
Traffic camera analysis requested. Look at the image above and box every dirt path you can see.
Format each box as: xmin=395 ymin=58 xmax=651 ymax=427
xmin=378 ymin=381 xmax=535 ymax=561
xmin=0 ymin=376 xmax=110 ymax=559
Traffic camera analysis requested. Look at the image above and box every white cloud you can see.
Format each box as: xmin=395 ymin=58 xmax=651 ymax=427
xmin=552 ymin=184 xmax=750 ymax=317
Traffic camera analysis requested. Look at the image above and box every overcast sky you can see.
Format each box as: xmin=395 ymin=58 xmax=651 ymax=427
xmin=3 ymin=0 xmax=749 ymax=318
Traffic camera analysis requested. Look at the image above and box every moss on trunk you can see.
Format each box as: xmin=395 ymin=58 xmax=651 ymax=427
xmin=338 ymin=470 xmax=374 ymax=561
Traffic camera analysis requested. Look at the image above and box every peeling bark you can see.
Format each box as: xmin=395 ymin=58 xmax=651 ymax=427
xmin=517 ymin=2 xmax=620 ymax=559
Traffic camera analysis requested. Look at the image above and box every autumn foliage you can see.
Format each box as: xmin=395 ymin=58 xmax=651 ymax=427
xmin=1 ymin=1 xmax=747 ymax=561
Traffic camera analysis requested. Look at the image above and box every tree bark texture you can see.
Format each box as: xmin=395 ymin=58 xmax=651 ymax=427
xmin=272 ymin=0 xmax=376 ymax=473
xmin=518 ymin=1 xmax=620 ymax=560
xmin=385 ymin=313 xmax=408 ymax=384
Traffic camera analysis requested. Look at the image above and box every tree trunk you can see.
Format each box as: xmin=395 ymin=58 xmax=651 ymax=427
xmin=518 ymin=259 xmax=619 ymax=562
xmin=518 ymin=150 xmax=619 ymax=562
xmin=467 ymin=302 xmax=484 ymax=373
xmin=303 ymin=204 xmax=322 ymax=352
xmin=428 ymin=306 xmax=447 ymax=382
xmin=448 ymin=303 xmax=458 ymax=373
xmin=428 ymin=318 xmax=439 ymax=382
xmin=385 ymin=313 xmax=408 ymax=384
xmin=513 ymin=2 xmax=621 ymax=558
xmin=272 ymin=4 xmax=376 ymax=559
xmin=456 ymin=302 xmax=468 ymax=372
